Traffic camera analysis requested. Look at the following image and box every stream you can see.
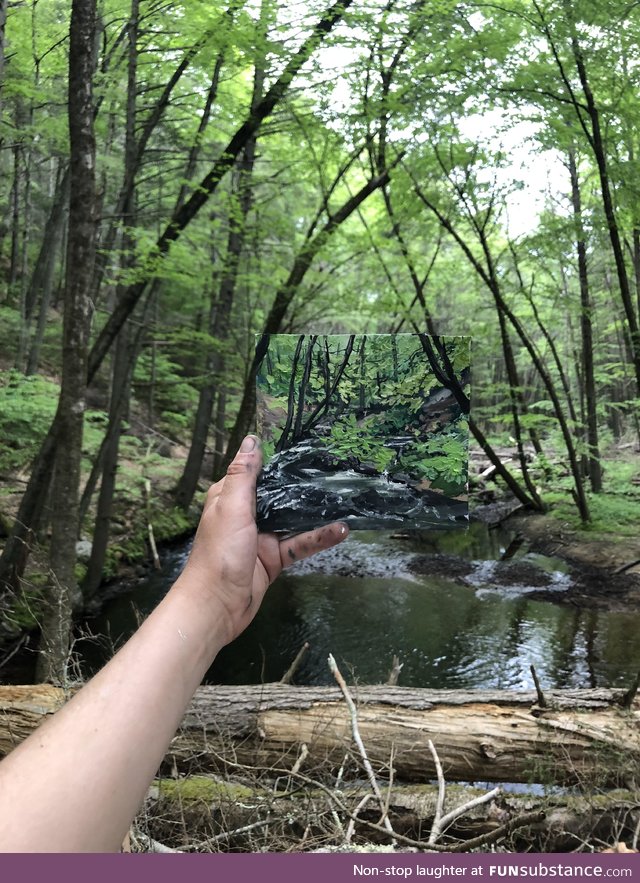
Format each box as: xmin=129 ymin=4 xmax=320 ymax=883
xmin=77 ymin=523 xmax=640 ymax=691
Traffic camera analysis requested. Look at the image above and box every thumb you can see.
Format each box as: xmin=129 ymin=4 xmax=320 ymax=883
xmin=219 ymin=435 xmax=262 ymax=513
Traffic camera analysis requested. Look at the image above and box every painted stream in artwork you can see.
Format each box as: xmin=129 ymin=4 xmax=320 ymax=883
xmin=77 ymin=523 xmax=640 ymax=690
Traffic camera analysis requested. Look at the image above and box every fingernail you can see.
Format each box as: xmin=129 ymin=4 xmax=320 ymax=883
xmin=240 ymin=435 xmax=257 ymax=453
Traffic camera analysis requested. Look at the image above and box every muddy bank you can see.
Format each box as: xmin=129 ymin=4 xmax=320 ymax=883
xmin=408 ymin=549 xmax=639 ymax=611
xmin=503 ymin=512 xmax=640 ymax=611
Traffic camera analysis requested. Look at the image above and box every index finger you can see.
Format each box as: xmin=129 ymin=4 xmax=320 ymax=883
xmin=278 ymin=522 xmax=349 ymax=568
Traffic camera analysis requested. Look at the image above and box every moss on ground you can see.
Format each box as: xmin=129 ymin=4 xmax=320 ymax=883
xmin=156 ymin=776 xmax=256 ymax=803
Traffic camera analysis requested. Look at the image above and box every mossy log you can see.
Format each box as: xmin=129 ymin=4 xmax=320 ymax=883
xmin=0 ymin=684 xmax=638 ymax=787
xmin=144 ymin=775 xmax=640 ymax=853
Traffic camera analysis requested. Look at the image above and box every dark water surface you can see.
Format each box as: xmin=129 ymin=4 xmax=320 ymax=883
xmin=76 ymin=524 xmax=640 ymax=691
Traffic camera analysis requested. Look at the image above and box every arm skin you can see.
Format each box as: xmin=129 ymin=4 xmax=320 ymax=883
xmin=0 ymin=436 xmax=348 ymax=853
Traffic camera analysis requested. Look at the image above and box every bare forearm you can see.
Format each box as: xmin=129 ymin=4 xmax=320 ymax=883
xmin=0 ymin=576 xmax=226 ymax=853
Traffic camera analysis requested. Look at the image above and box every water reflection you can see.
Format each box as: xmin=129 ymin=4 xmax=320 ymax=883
xmin=79 ymin=528 xmax=640 ymax=690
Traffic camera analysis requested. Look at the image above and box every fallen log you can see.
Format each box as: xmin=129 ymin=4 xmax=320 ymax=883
xmin=143 ymin=775 xmax=640 ymax=853
xmin=0 ymin=684 xmax=638 ymax=787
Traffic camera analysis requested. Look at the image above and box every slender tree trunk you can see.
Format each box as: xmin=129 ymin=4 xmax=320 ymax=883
xmin=568 ymin=149 xmax=602 ymax=492
xmin=0 ymin=0 xmax=7 ymax=118
xmin=358 ymin=334 xmax=367 ymax=410
xmin=173 ymin=51 xmax=225 ymax=212
xmin=83 ymin=0 xmax=140 ymax=600
xmin=293 ymin=335 xmax=318 ymax=442
xmin=83 ymin=328 xmax=134 ymax=598
xmin=16 ymin=137 xmax=33 ymax=369
xmin=275 ymin=335 xmax=305 ymax=453
xmin=564 ymin=11 xmax=640 ymax=396
xmin=8 ymin=144 xmax=22 ymax=294
xmin=36 ymin=0 xmax=97 ymax=683
xmin=25 ymin=168 xmax=71 ymax=375
xmin=211 ymin=388 xmax=227 ymax=479
xmin=496 ymin=310 xmax=543 ymax=507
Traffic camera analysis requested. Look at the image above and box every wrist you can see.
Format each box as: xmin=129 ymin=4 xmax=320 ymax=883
xmin=167 ymin=572 xmax=232 ymax=664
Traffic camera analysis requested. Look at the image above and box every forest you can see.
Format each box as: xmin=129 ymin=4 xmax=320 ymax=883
xmin=0 ymin=0 xmax=640 ymax=855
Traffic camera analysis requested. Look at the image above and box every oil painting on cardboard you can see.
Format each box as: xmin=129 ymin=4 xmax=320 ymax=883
xmin=256 ymin=333 xmax=470 ymax=531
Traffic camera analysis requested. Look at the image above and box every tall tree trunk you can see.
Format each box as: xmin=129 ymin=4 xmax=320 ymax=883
xmin=8 ymin=144 xmax=22 ymax=294
xmin=568 ymin=149 xmax=602 ymax=493
xmin=293 ymin=335 xmax=318 ymax=442
xmin=495 ymin=309 xmax=543 ymax=507
xmin=83 ymin=0 xmax=140 ymax=600
xmin=25 ymin=167 xmax=71 ymax=375
xmin=83 ymin=329 xmax=135 ymax=598
xmin=275 ymin=335 xmax=305 ymax=454
xmin=211 ymin=389 xmax=227 ymax=479
xmin=36 ymin=0 xmax=97 ymax=683
xmin=557 ymin=2 xmax=640 ymax=396
xmin=0 ymin=0 xmax=7 ymax=119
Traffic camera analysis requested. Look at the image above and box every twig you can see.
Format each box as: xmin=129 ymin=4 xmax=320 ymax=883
xmin=328 ymin=653 xmax=396 ymax=840
xmin=274 ymin=742 xmax=309 ymax=794
xmin=143 ymin=478 xmax=161 ymax=570
xmin=614 ymin=558 xmax=640 ymax=575
xmin=132 ymin=832 xmax=183 ymax=853
xmin=203 ymin=818 xmax=272 ymax=845
xmin=280 ymin=642 xmax=310 ymax=684
xmin=443 ymin=810 xmax=545 ymax=853
xmin=290 ymin=742 xmax=308 ymax=777
xmin=345 ymin=793 xmax=373 ymax=843
xmin=437 ymin=786 xmax=502 ymax=834
xmin=632 ymin=813 xmax=640 ymax=851
xmin=0 ymin=634 xmax=29 ymax=673
xmin=530 ymin=663 xmax=547 ymax=708
xmin=335 ymin=752 xmax=349 ymax=790
xmin=384 ymin=744 xmax=396 ymax=826
xmin=386 ymin=654 xmax=403 ymax=686
xmin=428 ymin=740 xmax=446 ymax=845
xmin=620 ymin=670 xmax=640 ymax=710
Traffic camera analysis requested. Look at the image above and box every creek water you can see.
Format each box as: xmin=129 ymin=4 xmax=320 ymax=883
xmin=257 ymin=439 xmax=467 ymax=531
xmin=77 ymin=523 xmax=640 ymax=691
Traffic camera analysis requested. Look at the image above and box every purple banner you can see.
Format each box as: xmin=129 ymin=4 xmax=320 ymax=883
xmin=1 ymin=852 xmax=639 ymax=883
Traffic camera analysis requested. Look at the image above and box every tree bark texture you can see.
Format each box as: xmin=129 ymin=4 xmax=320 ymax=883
xmin=568 ymin=149 xmax=602 ymax=493
xmin=1 ymin=685 xmax=637 ymax=788
xmin=36 ymin=0 xmax=97 ymax=683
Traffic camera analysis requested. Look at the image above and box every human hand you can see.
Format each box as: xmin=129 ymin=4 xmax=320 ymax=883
xmin=180 ymin=435 xmax=348 ymax=645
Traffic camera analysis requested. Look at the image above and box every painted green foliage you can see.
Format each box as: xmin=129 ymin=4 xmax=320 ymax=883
xmin=257 ymin=334 xmax=470 ymax=496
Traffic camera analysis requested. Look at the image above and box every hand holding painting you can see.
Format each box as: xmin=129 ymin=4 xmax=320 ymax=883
xmin=0 ymin=436 xmax=348 ymax=853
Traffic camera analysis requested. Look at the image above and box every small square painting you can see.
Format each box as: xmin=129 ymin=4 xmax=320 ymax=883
xmin=256 ymin=333 xmax=470 ymax=531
